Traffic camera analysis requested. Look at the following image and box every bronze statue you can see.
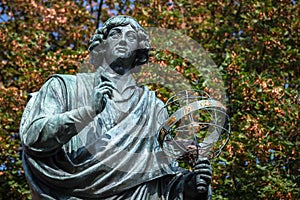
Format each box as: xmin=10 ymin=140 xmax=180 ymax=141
xmin=20 ymin=16 xmax=212 ymax=199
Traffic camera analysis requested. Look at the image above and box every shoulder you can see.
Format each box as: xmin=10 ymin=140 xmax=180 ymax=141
xmin=27 ymin=74 xmax=78 ymax=109
xmin=37 ymin=74 xmax=77 ymax=94
xmin=142 ymin=86 xmax=166 ymax=107
xmin=46 ymin=74 xmax=77 ymax=88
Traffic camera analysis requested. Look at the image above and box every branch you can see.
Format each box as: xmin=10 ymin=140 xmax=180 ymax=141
xmin=96 ymin=0 xmax=104 ymax=29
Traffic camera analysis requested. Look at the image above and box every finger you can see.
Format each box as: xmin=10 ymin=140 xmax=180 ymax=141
xmin=96 ymin=82 xmax=117 ymax=94
xmin=195 ymin=157 xmax=210 ymax=165
xmin=96 ymin=85 xmax=114 ymax=92
xmin=95 ymin=87 xmax=112 ymax=97
xmin=95 ymin=86 xmax=114 ymax=97
xmin=100 ymin=74 xmax=111 ymax=82
xmin=193 ymin=163 xmax=212 ymax=171
xmin=95 ymin=74 xmax=116 ymax=87
xmin=196 ymin=174 xmax=212 ymax=187
xmin=194 ymin=168 xmax=212 ymax=177
xmin=100 ymin=74 xmax=117 ymax=90
xmin=197 ymin=186 xmax=207 ymax=193
xmin=196 ymin=174 xmax=212 ymax=184
xmin=94 ymin=96 xmax=106 ymax=114
xmin=195 ymin=175 xmax=208 ymax=193
xmin=101 ymin=89 xmax=114 ymax=99
xmin=196 ymin=176 xmax=207 ymax=186
xmin=194 ymin=168 xmax=212 ymax=176
xmin=196 ymin=177 xmax=207 ymax=187
xmin=94 ymin=90 xmax=103 ymax=100
xmin=95 ymin=81 xmax=116 ymax=89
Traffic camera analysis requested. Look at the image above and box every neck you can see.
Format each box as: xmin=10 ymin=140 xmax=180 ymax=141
xmin=103 ymin=57 xmax=135 ymax=75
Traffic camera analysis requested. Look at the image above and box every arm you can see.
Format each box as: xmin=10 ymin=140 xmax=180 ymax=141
xmin=21 ymin=77 xmax=95 ymax=157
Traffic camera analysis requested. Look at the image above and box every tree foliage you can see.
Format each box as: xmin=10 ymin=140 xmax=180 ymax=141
xmin=0 ymin=0 xmax=299 ymax=199
xmin=132 ymin=1 xmax=299 ymax=199
xmin=0 ymin=0 xmax=93 ymax=198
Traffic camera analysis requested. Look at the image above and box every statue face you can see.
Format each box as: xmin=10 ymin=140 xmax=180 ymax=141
xmin=104 ymin=24 xmax=138 ymax=74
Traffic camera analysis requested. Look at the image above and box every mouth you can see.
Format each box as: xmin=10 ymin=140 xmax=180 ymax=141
xmin=116 ymin=47 xmax=128 ymax=53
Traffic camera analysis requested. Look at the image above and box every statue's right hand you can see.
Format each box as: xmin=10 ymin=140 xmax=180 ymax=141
xmin=93 ymin=75 xmax=116 ymax=114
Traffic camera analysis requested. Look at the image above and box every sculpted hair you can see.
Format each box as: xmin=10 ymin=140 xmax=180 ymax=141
xmin=88 ymin=16 xmax=150 ymax=68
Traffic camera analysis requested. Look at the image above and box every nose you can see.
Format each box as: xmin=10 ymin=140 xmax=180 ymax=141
xmin=119 ymin=34 xmax=127 ymax=46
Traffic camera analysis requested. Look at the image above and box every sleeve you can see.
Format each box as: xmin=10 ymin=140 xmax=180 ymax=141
xmin=20 ymin=77 xmax=95 ymax=157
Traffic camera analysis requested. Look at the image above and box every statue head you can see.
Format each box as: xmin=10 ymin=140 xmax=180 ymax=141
xmin=88 ymin=16 xmax=150 ymax=70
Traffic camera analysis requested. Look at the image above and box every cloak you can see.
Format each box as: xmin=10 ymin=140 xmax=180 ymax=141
xmin=20 ymin=71 xmax=183 ymax=199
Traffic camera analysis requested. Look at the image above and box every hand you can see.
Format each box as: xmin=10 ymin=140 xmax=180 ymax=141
xmin=183 ymin=158 xmax=212 ymax=198
xmin=193 ymin=157 xmax=212 ymax=193
xmin=93 ymin=75 xmax=116 ymax=114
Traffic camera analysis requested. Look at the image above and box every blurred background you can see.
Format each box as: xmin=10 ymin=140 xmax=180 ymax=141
xmin=0 ymin=0 xmax=299 ymax=199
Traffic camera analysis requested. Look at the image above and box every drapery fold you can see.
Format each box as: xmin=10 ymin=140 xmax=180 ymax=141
xmin=21 ymin=71 xmax=179 ymax=199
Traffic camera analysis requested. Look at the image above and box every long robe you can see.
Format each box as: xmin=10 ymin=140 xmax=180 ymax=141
xmin=20 ymin=70 xmax=190 ymax=199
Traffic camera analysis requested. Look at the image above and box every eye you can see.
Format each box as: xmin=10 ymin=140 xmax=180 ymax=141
xmin=127 ymin=32 xmax=137 ymax=42
xmin=108 ymin=30 xmax=121 ymax=39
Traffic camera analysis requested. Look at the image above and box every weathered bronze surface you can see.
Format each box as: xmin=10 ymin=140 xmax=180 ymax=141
xmin=20 ymin=16 xmax=212 ymax=199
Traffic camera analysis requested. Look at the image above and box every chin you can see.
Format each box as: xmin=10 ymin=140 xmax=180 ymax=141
xmin=117 ymin=53 xmax=132 ymax=59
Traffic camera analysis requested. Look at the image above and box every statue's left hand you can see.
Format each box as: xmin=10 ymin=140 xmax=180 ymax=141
xmin=193 ymin=158 xmax=212 ymax=193
xmin=183 ymin=158 xmax=212 ymax=198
